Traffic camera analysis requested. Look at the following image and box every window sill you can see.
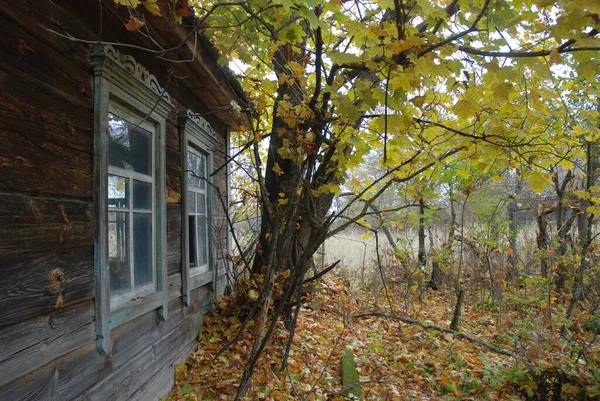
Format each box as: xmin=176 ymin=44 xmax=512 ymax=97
xmin=108 ymin=290 xmax=163 ymax=329
xmin=189 ymin=269 xmax=213 ymax=292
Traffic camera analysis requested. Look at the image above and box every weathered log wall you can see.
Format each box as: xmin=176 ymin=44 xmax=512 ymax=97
xmin=0 ymin=0 xmax=232 ymax=399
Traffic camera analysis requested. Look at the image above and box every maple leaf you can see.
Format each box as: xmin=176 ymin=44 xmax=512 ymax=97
xmin=548 ymin=47 xmax=561 ymax=65
xmin=143 ymin=0 xmax=161 ymax=16
xmin=124 ymin=16 xmax=145 ymax=31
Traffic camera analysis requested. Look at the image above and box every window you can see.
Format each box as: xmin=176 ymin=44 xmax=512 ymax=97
xmin=107 ymin=109 xmax=155 ymax=306
xmin=179 ymin=110 xmax=218 ymax=305
xmin=187 ymin=145 xmax=209 ymax=271
xmin=91 ymin=45 xmax=173 ymax=354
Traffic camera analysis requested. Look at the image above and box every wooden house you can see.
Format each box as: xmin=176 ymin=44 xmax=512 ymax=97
xmin=0 ymin=1 xmax=248 ymax=399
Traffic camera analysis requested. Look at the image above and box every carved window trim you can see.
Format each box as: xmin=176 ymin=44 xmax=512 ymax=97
xmin=91 ymin=45 xmax=173 ymax=355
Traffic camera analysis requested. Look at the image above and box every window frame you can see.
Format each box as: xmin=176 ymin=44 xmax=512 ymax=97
xmin=91 ymin=45 xmax=173 ymax=355
xmin=186 ymin=145 xmax=209 ymax=272
xmin=107 ymin=105 xmax=157 ymax=308
xmin=179 ymin=110 xmax=218 ymax=306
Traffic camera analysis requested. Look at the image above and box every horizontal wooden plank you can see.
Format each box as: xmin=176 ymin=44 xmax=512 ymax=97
xmin=190 ymin=270 xmax=213 ymax=291
xmin=0 ymin=301 xmax=95 ymax=387
xmin=109 ymin=292 xmax=164 ymax=330
xmin=0 ymin=1 xmax=95 ymax=73
xmin=166 ymin=146 xmax=182 ymax=198
xmin=165 ymin=120 xmax=180 ymax=153
xmin=127 ymin=353 xmax=180 ymax=401
xmin=167 ymin=237 xmax=182 ymax=274
xmin=0 ymin=127 xmax=93 ymax=200
xmin=82 ymin=310 xmax=204 ymax=401
xmin=0 ymin=365 xmax=60 ymax=401
xmin=0 ymin=193 xmax=92 ymax=263
xmin=168 ymin=272 xmax=182 ymax=301
xmin=167 ymin=204 xmax=181 ymax=239
xmin=0 ymin=248 xmax=94 ymax=328
xmin=0 ymin=295 xmax=209 ymax=401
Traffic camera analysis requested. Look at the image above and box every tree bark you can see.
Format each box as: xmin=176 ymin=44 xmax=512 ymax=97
xmin=554 ymin=170 xmax=574 ymax=293
xmin=417 ymin=198 xmax=426 ymax=268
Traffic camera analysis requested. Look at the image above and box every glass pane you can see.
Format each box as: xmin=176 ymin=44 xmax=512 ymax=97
xmin=189 ymin=215 xmax=197 ymax=267
xmin=197 ymin=215 xmax=208 ymax=266
xmin=197 ymin=193 xmax=206 ymax=215
xmin=198 ymin=154 xmax=205 ymax=190
xmin=133 ymin=213 xmax=153 ymax=287
xmin=130 ymin=127 xmax=152 ymax=176
xmin=188 ymin=191 xmax=195 ymax=213
xmin=108 ymin=113 xmax=152 ymax=176
xmin=187 ymin=150 xmax=204 ymax=189
xmin=108 ymin=211 xmax=130 ymax=292
xmin=108 ymin=114 xmax=130 ymax=169
xmin=108 ymin=175 xmax=128 ymax=208
xmin=133 ymin=180 xmax=152 ymax=210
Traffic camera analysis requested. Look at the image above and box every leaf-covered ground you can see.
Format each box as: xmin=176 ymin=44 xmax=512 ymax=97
xmin=166 ymin=277 xmax=600 ymax=400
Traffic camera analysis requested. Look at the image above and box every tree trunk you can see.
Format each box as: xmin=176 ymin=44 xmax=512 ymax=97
xmin=566 ymin=143 xmax=596 ymax=321
xmin=507 ymin=171 xmax=522 ymax=281
xmin=554 ymin=170 xmax=574 ymax=293
xmin=537 ymin=204 xmax=550 ymax=278
xmin=417 ymin=198 xmax=426 ymax=268
xmin=428 ymin=225 xmax=445 ymax=290
xmin=447 ymin=191 xmax=456 ymax=250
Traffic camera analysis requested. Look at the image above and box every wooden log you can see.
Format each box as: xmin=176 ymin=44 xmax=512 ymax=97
xmin=0 ymin=0 xmax=96 ymax=72
xmin=167 ymin=236 xmax=182 ymax=274
xmin=166 ymin=145 xmax=182 ymax=198
xmin=82 ymin=311 xmax=203 ymax=401
xmin=0 ymin=295 xmax=209 ymax=401
xmin=0 ymin=193 xmax=92 ymax=263
xmin=0 ymin=15 xmax=92 ymax=103
xmin=0 ymin=301 xmax=95 ymax=387
xmin=0 ymin=248 xmax=94 ymax=328
xmin=167 ymin=204 xmax=181 ymax=239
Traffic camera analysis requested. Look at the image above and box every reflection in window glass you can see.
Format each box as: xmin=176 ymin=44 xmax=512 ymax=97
xmin=187 ymin=145 xmax=209 ymax=270
xmin=107 ymin=110 xmax=155 ymax=301
xmin=133 ymin=213 xmax=153 ymax=286
xmin=133 ymin=180 xmax=152 ymax=210
xmin=108 ymin=113 xmax=152 ymax=175
xmin=188 ymin=191 xmax=195 ymax=214
xmin=108 ymin=175 xmax=128 ymax=208
xmin=109 ymin=211 xmax=130 ymax=292
xmin=187 ymin=149 xmax=205 ymax=189
xmin=189 ymin=216 xmax=197 ymax=266
xmin=197 ymin=215 xmax=207 ymax=266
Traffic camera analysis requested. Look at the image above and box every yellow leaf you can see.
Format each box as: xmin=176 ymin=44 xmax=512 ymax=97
xmin=410 ymin=95 xmax=425 ymax=109
xmin=114 ymin=0 xmax=142 ymax=7
xmin=456 ymin=169 xmax=471 ymax=179
xmin=273 ymin=163 xmax=284 ymax=176
xmin=278 ymin=198 xmax=289 ymax=205
xmin=125 ymin=16 xmax=145 ymax=31
xmin=256 ymin=96 xmax=267 ymax=113
xmin=549 ymin=47 xmax=561 ymax=65
xmin=453 ymin=98 xmax=477 ymax=119
xmin=248 ymin=289 xmax=259 ymax=300
xmin=586 ymin=205 xmax=600 ymax=215
xmin=143 ymin=0 xmax=162 ymax=15
xmin=528 ymin=171 xmax=551 ymax=194
xmin=388 ymin=37 xmax=423 ymax=54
